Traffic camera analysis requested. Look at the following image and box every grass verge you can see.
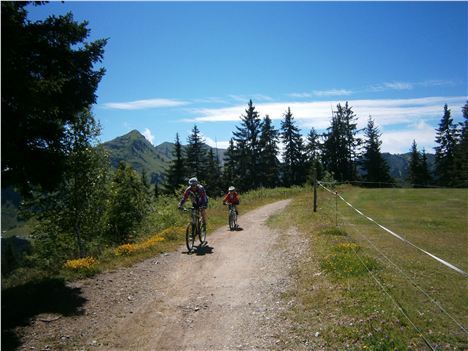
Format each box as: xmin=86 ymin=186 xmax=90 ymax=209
xmin=268 ymin=186 xmax=468 ymax=350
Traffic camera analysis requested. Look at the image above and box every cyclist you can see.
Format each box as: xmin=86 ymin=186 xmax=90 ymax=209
xmin=223 ymin=186 xmax=240 ymax=215
xmin=178 ymin=177 xmax=208 ymax=228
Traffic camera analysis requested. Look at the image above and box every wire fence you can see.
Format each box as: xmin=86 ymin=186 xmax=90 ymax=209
xmin=316 ymin=182 xmax=468 ymax=349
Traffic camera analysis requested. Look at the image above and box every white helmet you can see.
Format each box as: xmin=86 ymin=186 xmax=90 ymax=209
xmin=188 ymin=177 xmax=199 ymax=185
xmin=228 ymin=186 xmax=235 ymax=191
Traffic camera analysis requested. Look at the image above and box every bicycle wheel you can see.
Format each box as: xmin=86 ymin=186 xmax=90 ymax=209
xmin=229 ymin=211 xmax=236 ymax=230
xmin=199 ymin=221 xmax=206 ymax=244
xmin=186 ymin=223 xmax=195 ymax=253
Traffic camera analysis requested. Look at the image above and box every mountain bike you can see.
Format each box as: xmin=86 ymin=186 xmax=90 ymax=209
xmin=227 ymin=204 xmax=237 ymax=231
xmin=182 ymin=207 xmax=206 ymax=253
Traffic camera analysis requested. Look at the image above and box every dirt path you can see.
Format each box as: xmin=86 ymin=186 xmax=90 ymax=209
xmin=16 ymin=199 xmax=307 ymax=351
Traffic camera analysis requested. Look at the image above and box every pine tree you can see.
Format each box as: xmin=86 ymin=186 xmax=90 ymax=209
xmin=281 ymin=107 xmax=306 ymax=186
xmin=232 ymin=100 xmax=262 ymax=190
xmin=361 ymin=117 xmax=393 ymax=187
xmin=164 ymin=133 xmax=186 ymax=193
xmin=258 ymin=115 xmax=280 ymax=188
xmin=185 ymin=125 xmax=208 ymax=182
xmin=434 ymin=104 xmax=457 ymax=186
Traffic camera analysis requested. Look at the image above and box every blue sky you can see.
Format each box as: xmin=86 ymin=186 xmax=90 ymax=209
xmin=28 ymin=1 xmax=467 ymax=154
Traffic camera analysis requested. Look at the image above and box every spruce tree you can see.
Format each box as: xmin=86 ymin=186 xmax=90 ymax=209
xmin=223 ymin=138 xmax=238 ymax=189
xmin=453 ymin=101 xmax=468 ymax=187
xmin=258 ymin=115 xmax=280 ymax=188
xmin=185 ymin=125 xmax=208 ymax=182
xmin=204 ymin=147 xmax=223 ymax=197
xmin=232 ymin=100 xmax=262 ymax=190
xmin=322 ymin=102 xmax=360 ymax=182
xmin=305 ymin=127 xmax=323 ymax=182
xmin=361 ymin=117 xmax=393 ymax=187
xmin=281 ymin=107 xmax=306 ymax=186
xmin=164 ymin=133 xmax=186 ymax=193
xmin=408 ymin=140 xmax=423 ymax=187
xmin=434 ymin=104 xmax=457 ymax=186
xmin=2 ymin=2 xmax=107 ymax=194
xmin=420 ymin=148 xmax=432 ymax=187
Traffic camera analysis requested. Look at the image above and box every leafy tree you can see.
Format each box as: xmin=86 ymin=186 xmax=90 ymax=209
xmin=361 ymin=117 xmax=393 ymax=187
xmin=281 ymin=107 xmax=306 ymax=186
xmin=258 ymin=115 xmax=280 ymax=187
xmin=184 ymin=125 xmax=208 ymax=182
xmin=27 ymin=110 xmax=110 ymax=267
xmin=419 ymin=148 xmax=432 ymax=187
xmin=107 ymin=162 xmax=152 ymax=243
xmin=322 ymin=102 xmax=360 ymax=182
xmin=232 ymin=100 xmax=263 ymax=190
xmin=434 ymin=104 xmax=457 ymax=186
xmin=2 ymin=2 xmax=107 ymax=195
xmin=164 ymin=133 xmax=186 ymax=193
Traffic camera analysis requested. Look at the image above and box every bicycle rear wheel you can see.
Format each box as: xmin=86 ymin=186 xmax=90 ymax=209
xmin=186 ymin=223 xmax=195 ymax=253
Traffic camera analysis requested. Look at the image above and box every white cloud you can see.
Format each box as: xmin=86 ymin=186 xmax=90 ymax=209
xmin=202 ymin=135 xmax=230 ymax=150
xmin=102 ymin=98 xmax=189 ymax=110
xmin=288 ymin=92 xmax=313 ymax=98
xmin=381 ymin=121 xmax=435 ymax=154
xmin=142 ymin=128 xmax=155 ymax=145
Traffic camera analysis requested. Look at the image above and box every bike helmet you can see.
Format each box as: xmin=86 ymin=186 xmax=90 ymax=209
xmin=188 ymin=177 xmax=199 ymax=185
xmin=228 ymin=186 xmax=235 ymax=191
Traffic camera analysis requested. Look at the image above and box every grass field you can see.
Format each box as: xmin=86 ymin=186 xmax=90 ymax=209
xmin=268 ymin=185 xmax=468 ymax=350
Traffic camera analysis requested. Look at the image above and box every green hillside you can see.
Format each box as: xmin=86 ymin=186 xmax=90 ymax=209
xmin=102 ymin=130 xmax=170 ymax=184
xmin=103 ymin=130 xmax=226 ymax=184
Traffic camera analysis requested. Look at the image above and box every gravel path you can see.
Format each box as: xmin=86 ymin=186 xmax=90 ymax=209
xmin=16 ymin=199 xmax=307 ymax=351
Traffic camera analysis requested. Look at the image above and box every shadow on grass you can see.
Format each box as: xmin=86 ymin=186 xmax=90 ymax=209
xmin=1 ymin=277 xmax=87 ymax=351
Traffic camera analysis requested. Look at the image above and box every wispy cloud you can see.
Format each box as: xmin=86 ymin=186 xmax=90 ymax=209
xmin=313 ymin=89 xmax=353 ymax=97
xmin=142 ymin=128 xmax=155 ymax=145
xmin=369 ymin=81 xmax=414 ymax=92
xmin=228 ymin=94 xmax=273 ymax=103
xmin=102 ymin=98 xmax=189 ymax=110
xmin=185 ymin=96 xmax=466 ymax=153
xmin=288 ymin=92 xmax=313 ymax=98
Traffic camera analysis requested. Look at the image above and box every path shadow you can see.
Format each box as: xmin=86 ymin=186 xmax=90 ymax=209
xmin=1 ymin=277 xmax=87 ymax=351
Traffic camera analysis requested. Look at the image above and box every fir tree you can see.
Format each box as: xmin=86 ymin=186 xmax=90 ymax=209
xmin=305 ymin=127 xmax=323 ymax=182
xmin=204 ymin=147 xmax=223 ymax=197
xmin=408 ymin=140 xmax=425 ymax=187
xmin=453 ymin=101 xmax=468 ymax=187
xmin=281 ymin=107 xmax=306 ymax=186
xmin=361 ymin=117 xmax=393 ymax=187
xmin=258 ymin=115 xmax=280 ymax=187
xmin=420 ymin=148 xmax=432 ymax=187
xmin=322 ymin=102 xmax=360 ymax=182
xmin=2 ymin=2 xmax=107 ymax=194
xmin=223 ymin=138 xmax=238 ymax=189
xmin=232 ymin=100 xmax=262 ymax=190
xmin=434 ymin=104 xmax=457 ymax=186
xmin=164 ymin=133 xmax=186 ymax=193
xmin=185 ymin=125 xmax=208 ymax=182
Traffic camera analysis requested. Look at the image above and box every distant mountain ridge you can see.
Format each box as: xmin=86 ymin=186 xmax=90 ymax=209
xmin=103 ymin=130 xmax=435 ymax=185
xmin=102 ymin=130 xmax=226 ymax=184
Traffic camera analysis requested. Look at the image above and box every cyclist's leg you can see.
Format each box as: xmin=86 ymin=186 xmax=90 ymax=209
xmin=200 ymin=208 xmax=207 ymax=226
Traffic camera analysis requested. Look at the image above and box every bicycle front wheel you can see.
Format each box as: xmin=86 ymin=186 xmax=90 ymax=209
xmin=199 ymin=222 xmax=206 ymax=244
xmin=186 ymin=223 xmax=195 ymax=253
xmin=229 ymin=211 xmax=236 ymax=230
